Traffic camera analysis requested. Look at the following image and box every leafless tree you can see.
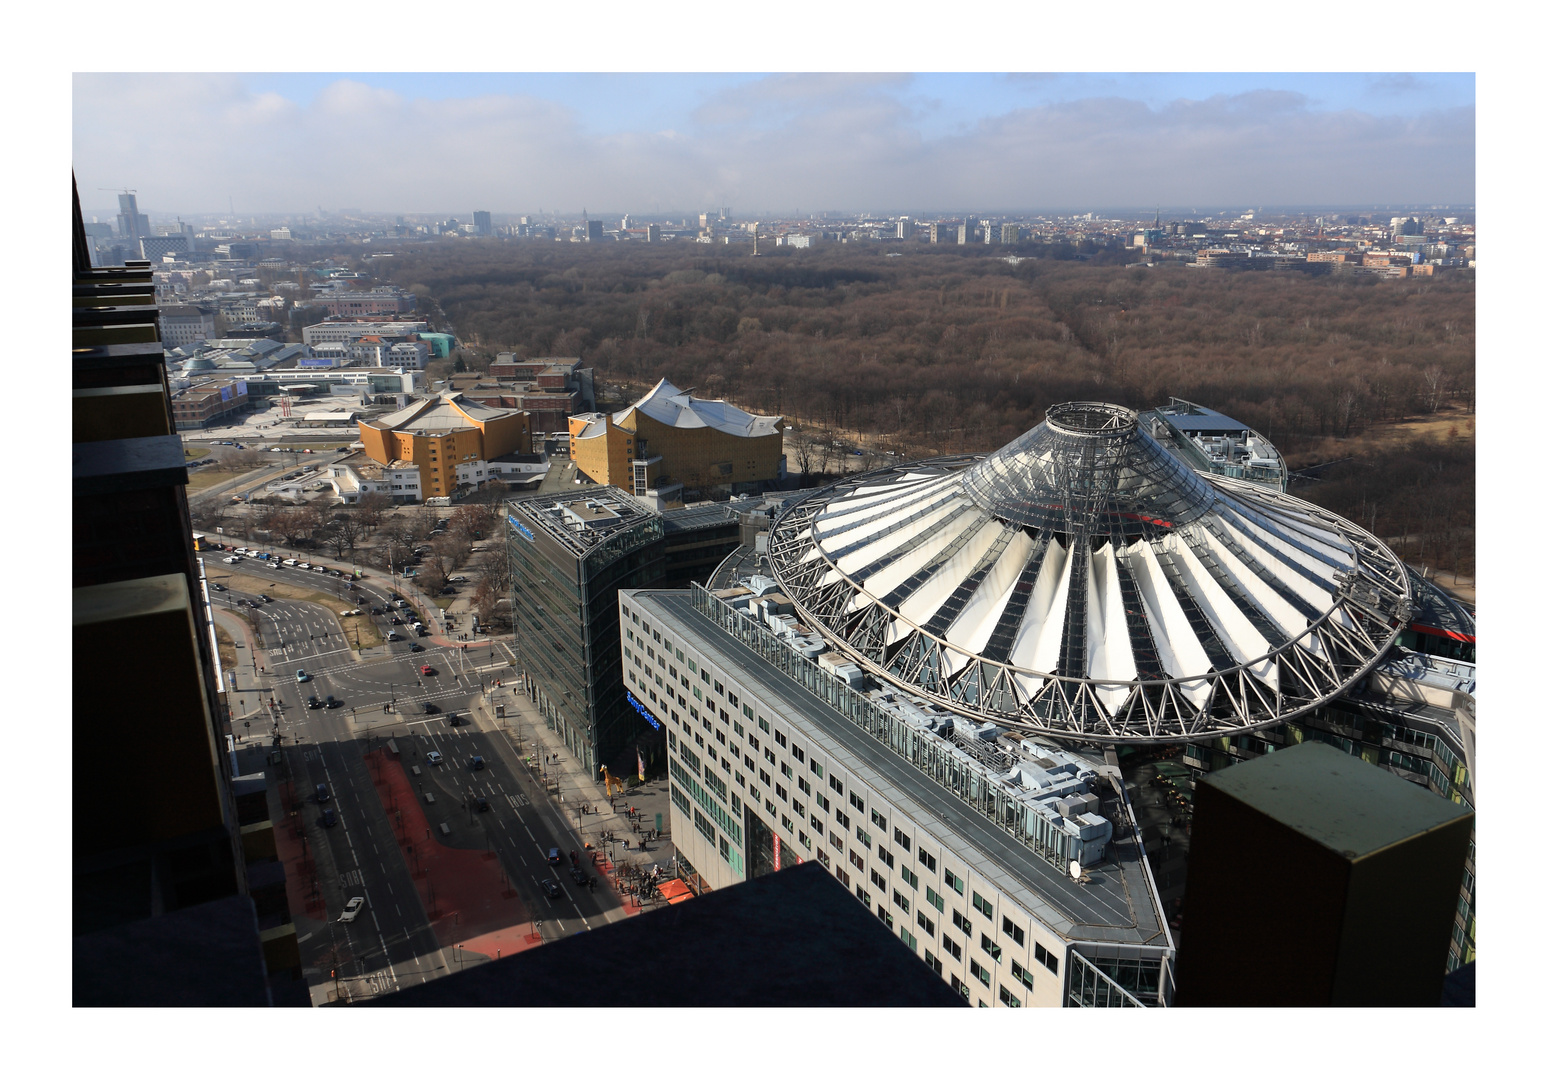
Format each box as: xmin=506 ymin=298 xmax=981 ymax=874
xmin=356 ymin=492 xmax=391 ymax=532
xmin=1422 ymin=365 xmax=1447 ymax=413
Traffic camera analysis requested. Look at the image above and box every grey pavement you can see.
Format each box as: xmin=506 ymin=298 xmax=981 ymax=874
xmin=468 ymin=681 xmax=680 ymax=890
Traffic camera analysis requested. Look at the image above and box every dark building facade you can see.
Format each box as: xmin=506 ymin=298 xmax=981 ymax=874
xmin=506 ymin=488 xmax=665 ymax=777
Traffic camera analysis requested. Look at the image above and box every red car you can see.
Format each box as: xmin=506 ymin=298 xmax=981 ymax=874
xmin=421 ymin=665 xmax=435 ymax=676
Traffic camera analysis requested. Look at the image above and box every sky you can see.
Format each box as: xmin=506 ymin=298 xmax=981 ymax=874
xmin=72 ymin=71 xmax=1475 ymax=219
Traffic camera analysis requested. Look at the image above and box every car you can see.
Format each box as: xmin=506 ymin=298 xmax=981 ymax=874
xmin=321 ymin=808 xmax=337 ymax=827
xmin=386 ymin=631 xmax=401 ymax=641
xmin=298 ymin=562 xmax=312 ymax=570
xmin=339 ymin=608 xmax=360 ymax=617
xmin=439 ymin=587 xmax=456 ymax=596
xmin=540 ymin=879 xmax=562 ymax=899
xmin=422 ymin=702 xmax=440 ymax=714
xmin=548 ymin=847 xmax=561 ymax=864
xmin=446 ymin=713 xmax=464 ymax=727
xmin=389 ymin=593 xmax=403 ymax=602
xmin=408 ymin=642 xmax=425 ymax=653
xmin=417 ymin=626 xmax=431 ymax=637
xmin=448 ymin=576 xmax=467 ymax=584
xmin=569 ymin=865 xmax=589 ymax=886
xmin=258 ymin=594 xmax=272 ymax=603
xmin=306 ymin=695 xmax=321 ymax=709
xmin=282 ymin=558 xmax=298 ymax=567
xmin=370 ymin=606 xmax=385 ymax=616
xmin=210 ymin=582 xmax=227 ymax=591
xmin=246 ymin=599 xmax=261 ymax=609
xmin=312 ymin=566 xmax=327 ymax=574
xmin=425 ymin=750 xmax=443 ymax=766
xmin=339 ymin=896 xmax=365 ymax=923
xmin=469 ymin=756 xmax=485 ymax=770
xmin=331 ymin=569 xmax=344 ymax=577
xmin=316 ymin=783 xmax=330 ymax=802
xmin=303 ymin=448 xmax=314 ymax=454
xmin=390 ymin=616 xmax=403 ymax=625
xmin=476 ymin=796 xmax=490 ymax=812
xmin=296 ymin=669 xmax=310 ymax=682
xmin=223 ymin=555 xmax=241 ymax=564
xmin=421 ymin=665 xmax=435 ymax=676
xmin=324 ymin=695 xmax=341 ymax=709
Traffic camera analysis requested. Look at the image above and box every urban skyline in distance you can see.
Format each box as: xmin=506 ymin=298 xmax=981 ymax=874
xmin=72 ymin=72 xmax=1475 ymax=219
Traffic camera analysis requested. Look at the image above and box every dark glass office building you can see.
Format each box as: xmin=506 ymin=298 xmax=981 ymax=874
xmin=507 ymin=488 xmax=665 ymax=776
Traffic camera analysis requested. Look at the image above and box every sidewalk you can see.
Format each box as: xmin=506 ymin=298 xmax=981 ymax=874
xmin=470 ymin=681 xmax=682 ymax=906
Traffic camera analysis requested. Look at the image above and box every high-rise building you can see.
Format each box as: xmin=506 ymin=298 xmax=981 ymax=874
xmin=586 ymin=218 xmax=604 ymax=241
xmin=1000 ymin=224 xmax=1020 ymax=244
xmin=645 ymin=224 xmax=661 ymax=242
xmin=116 ymin=192 xmax=149 ymax=241
xmin=508 ymin=488 xmax=667 ymax=777
xmin=958 ymin=221 xmax=971 ymax=245
xmin=929 ymin=222 xmax=939 ymax=244
xmin=473 ymin=210 xmax=493 ymax=236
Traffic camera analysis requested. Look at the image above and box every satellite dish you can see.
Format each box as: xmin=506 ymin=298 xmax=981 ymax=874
xmin=1069 ymin=860 xmax=1083 ymax=881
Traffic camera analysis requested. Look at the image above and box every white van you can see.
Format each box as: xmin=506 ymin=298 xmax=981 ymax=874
xmin=282 ymin=558 xmax=298 ymax=567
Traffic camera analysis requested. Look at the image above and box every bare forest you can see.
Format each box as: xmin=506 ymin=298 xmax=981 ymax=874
xmin=365 ymin=240 xmax=1475 ymax=581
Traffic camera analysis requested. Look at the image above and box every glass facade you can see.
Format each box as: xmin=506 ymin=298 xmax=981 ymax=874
xmin=507 ymin=496 xmax=665 ymax=776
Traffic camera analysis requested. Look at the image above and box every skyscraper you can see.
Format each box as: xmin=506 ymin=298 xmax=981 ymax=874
xmin=473 ymin=209 xmax=493 ymax=236
xmin=116 ymin=192 xmax=149 ymax=241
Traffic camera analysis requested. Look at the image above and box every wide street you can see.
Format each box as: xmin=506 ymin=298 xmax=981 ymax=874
xmin=214 ymin=554 xmax=634 ymax=1004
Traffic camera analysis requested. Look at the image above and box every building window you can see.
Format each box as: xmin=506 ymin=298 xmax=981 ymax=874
xmin=917 ymin=911 xmax=935 ymax=937
xmin=855 ymin=828 xmax=872 ymax=850
xmin=980 ymin=934 xmax=1002 ymax=963
xmin=870 ymin=869 xmax=886 ymax=892
xmin=919 ymin=849 xmax=936 ymax=873
xmin=900 ymin=866 xmax=918 ymax=889
xmin=925 ymin=886 xmax=945 ymax=913
xmin=969 ymin=959 xmax=991 ymax=988
xmin=876 ymin=903 xmax=893 ymax=929
xmin=877 ymin=846 xmax=894 ymax=869
xmin=870 ymin=809 xmax=887 ymax=831
xmin=835 ymin=866 xmax=849 ymax=888
xmin=1034 ymin=942 xmax=1059 ymax=976
xmin=944 ymin=869 xmax=964 ymax=895
xmin=972 ymin=892 xmax=993 ymax=919
xmin=926 ymin=952 xmax=942 ymax=976
xmin=829 ymin=832 xmax=844 ymax=852
xmin=834 ymin=809 xmax=849 ymax=829
xmin=892 ymin=827 xmax=911 ymax=852
xmin=849 ymin=850 xmax=864 ymax=873
xmin=1002 ymin=916 xmax=1025 ymax=947
xmin=829 ymin=775 xmax=844 ymax=796
xmin=952 ymin=909 xmax=972 ymax=936
xmin=799 ymin=831 xmax=811 ymax=851
xmin=998 ymin=985 xmax=1021 ymax=1008
xmin=942 ymin=935 xmax=962 ymax=961
xmin=849 ymin=791 xmax=865 ymax=814
xmin=1011 ymin=959 xmax=1035 ymax=993
xmin=900 ymin=928 xmax=918 ymax=952
xmin=855 ymin=887 xmax=870 ymax=906
xmin=892 ymin=889 xmax=910 ymax=914
xmin=797 ymin=777 xmax=811 ymax=796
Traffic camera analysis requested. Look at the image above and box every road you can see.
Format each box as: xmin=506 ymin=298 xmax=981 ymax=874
xmin=214 ymin=556 xmax=630 ymax=1003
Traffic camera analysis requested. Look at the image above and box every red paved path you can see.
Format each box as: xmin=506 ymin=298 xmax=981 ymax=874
xmin=363 ymin=749 xmax=544 ymax=960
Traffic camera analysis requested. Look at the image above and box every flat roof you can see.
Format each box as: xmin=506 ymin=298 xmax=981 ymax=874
xmin=640 ymin=589 xmax=1169 ymax=948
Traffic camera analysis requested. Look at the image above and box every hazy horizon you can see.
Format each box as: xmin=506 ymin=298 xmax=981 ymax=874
xmin=73 ymin=73 xmax=1475 ymax=222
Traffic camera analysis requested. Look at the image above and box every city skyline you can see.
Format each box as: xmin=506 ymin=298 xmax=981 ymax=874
xmin=72 ymin=72 xmax=1475 ymax=218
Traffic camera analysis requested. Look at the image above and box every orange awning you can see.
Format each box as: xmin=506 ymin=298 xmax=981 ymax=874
xmin=657 ymin=879 xmax=694 ymax=904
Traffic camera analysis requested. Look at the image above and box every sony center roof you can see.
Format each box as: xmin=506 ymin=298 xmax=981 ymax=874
xmin=766 ymin=402 xmax=1411 ymax=743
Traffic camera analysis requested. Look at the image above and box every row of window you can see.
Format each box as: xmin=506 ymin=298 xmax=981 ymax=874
xmin=628 ymin=601 xmax=1073 ymax=1008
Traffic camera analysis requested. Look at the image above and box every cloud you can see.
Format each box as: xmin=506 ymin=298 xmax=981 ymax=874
xmin=71 ymin=74 xmax=1476 ymax=215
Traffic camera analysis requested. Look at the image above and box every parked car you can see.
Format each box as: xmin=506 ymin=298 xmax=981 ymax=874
xmin=339 ymin=897 xmax=365 ymax=923
xmin=316 ymin=783 xmax=329 ymax=802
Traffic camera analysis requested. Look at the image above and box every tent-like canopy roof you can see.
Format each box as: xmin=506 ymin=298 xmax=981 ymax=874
xmin=766 ymin=402 xmax=1410 ymax=743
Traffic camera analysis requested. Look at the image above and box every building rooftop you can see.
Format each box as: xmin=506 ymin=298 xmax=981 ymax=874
xmin=616 ymin=378 xmax=781 ymax=438
xmin=368 ymin=391 xmax=516 ymax=434
xmin=662 ymin=503 xmax=742 ymax=533
xmin=644 ymin=589 xmax=1169 ymax=948
xmin=508 ymin=488 xmax=659 ymax=559
xmin=765 ymin=401 xmax=1410 ymax=744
